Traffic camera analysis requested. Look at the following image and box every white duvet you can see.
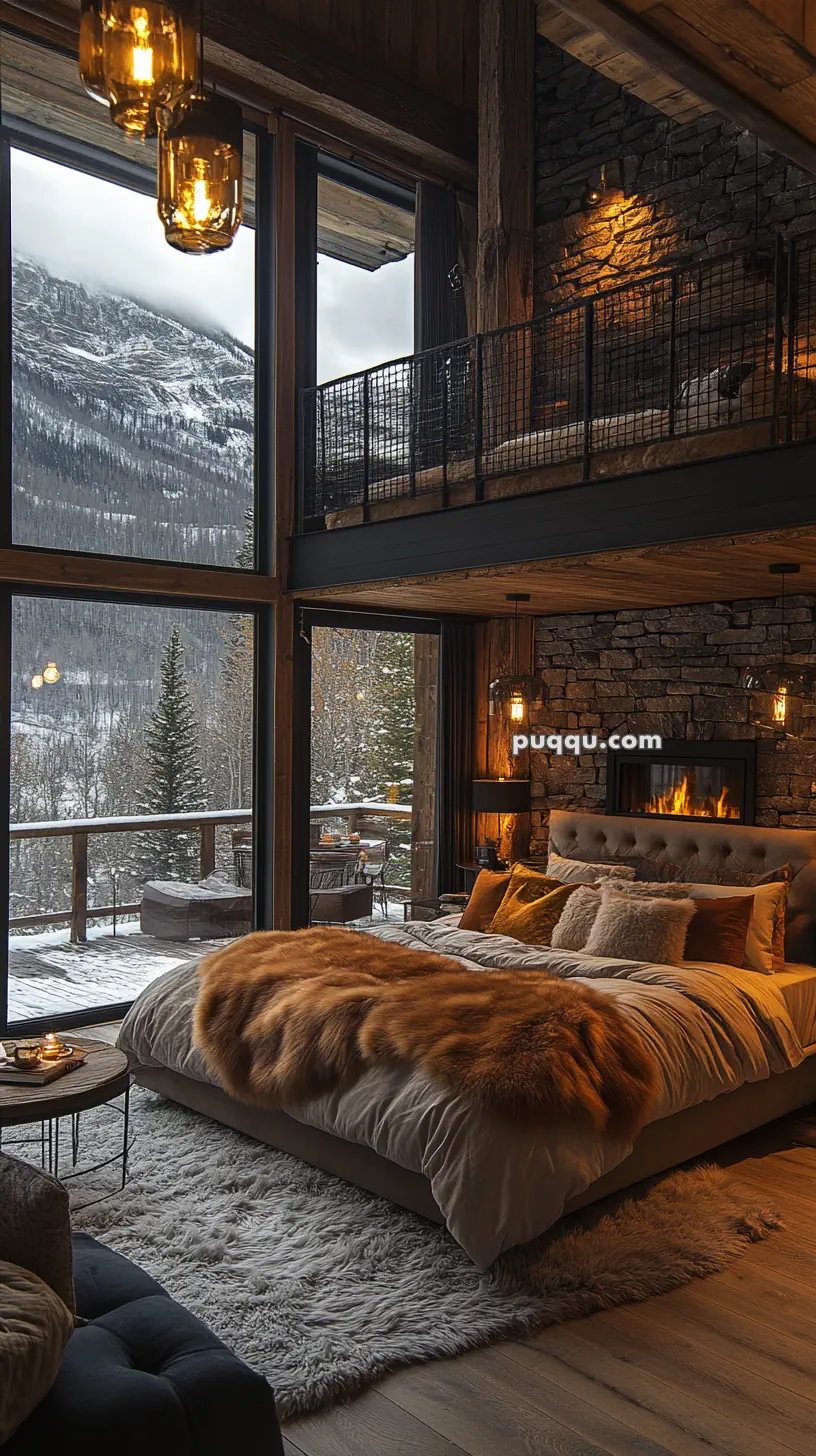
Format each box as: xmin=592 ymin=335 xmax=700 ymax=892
xmin=117 ymin=919 xmax=805 ymax=1268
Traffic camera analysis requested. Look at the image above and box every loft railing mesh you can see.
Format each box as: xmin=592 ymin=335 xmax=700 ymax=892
xmin=300 ymin=238 xmax=815 ymax=528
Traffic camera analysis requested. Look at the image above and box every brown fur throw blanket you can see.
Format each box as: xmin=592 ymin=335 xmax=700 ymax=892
xmin=194 ymin=928 xmax=659 ymax=1137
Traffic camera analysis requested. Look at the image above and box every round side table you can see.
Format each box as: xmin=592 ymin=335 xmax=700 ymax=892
xmin=0 ymin=1038 xmax=131 ymax=1189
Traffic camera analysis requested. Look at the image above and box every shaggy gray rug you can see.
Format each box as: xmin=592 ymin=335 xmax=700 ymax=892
xmin=70 ymin=1088 xmax=781 ymax=1419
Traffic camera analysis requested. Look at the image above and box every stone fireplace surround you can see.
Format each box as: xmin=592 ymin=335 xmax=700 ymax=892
xmin=529 ymin=592 xmax=816 ymax=855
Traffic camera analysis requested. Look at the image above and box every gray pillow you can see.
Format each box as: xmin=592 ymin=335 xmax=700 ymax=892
xmin=0 ymin=1260 xmax=74 ymax=1444
xmin=550 ymin=884 xmax=601 ymax=951
xmin=546 ymin=853 xmax=636 ymax=885
xmin=0 ymin=1154 xmax=74 ymax=1315
xmin=608 ymin=882 xmax=693 ymax=899
xmin=585 ymin=887 xmax=696 ymax=966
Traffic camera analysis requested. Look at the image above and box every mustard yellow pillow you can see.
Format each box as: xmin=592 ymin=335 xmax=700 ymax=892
xmin=488 ymin=868 xmax=580 ymax=946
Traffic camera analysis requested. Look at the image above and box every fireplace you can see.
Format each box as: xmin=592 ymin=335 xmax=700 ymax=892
xmin=606 ymin=740 xmax=757 ymax=825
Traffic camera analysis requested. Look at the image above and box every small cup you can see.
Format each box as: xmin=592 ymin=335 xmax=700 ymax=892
xmin=13 ymin=1044 xmax=41 ymax=1069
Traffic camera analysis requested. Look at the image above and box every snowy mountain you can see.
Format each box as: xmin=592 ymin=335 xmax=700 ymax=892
xmin=11 ymin=256 xmax=254 ymax=564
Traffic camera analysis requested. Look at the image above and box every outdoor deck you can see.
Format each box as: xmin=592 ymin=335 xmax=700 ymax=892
xmin=8 ymin=905 xmax=406 ymax=1024
xmin=7 ymin=925 xmax=221 ymax=1023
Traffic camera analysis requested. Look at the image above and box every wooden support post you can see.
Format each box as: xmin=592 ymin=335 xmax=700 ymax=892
xmin=70 ymin=831 xmax=88 ymax=944
xmin=411 ymin=635 xmax=440 ymax=898
xmin=477 ymin=0 xmax=535 ymax=336
xmin=200 ymin=823 xmax=216 ymax=881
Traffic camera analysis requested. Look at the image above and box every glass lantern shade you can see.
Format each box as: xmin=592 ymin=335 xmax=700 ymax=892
xmin=79 ymin=2 xmax=197 ymax=139
xmin=42 ymin=662 xmax=61 ymax=685
xmin=488 ymin=675 xmax=546 ymax=724
xmin=743 ymin=663 xmax=814 ymax=737
xmin=158 ymin=94 xmax=244 ymax=254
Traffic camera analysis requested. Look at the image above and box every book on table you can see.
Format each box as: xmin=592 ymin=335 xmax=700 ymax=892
xmin=0 ymin=1048 xmax=87 ymax=1087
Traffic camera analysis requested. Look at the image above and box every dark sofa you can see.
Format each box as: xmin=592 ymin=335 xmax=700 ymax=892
xmin=1 ymin=1155 xmax=284 ymax=1455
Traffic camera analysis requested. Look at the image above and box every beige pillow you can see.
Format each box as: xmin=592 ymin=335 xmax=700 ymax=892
xmin=0 ymin=1153 xmax=75 ymax=1315
xmin=0 ymin=1261 xmax=73 ymax=1444
xmin=585 ymin=887 xmax=696 ymax=967
xmin=550 ymin=884 xmax=602 ymax=951
xmin=546 ymin=853 xmax=636 ymax=885
xmin=684 ymin=881 xmax=789 ymax=975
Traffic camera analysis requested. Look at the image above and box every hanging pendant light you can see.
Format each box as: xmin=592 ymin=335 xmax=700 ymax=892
xmin=489 ymin=594 xmax=546 ymax=724
xmin=743 ymin=564 xmax=815 ymax=738
xmin=78 ymin=2 xmax=197 ymax=139
xmin=157 ymin=1 xmax=243 ymax=254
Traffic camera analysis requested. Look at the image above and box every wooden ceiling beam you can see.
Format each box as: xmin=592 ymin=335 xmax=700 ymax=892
xmin=2 ymin=0 xmax=477 ymax=185
xmin=550 ymin=0 xmax=816 ymax=173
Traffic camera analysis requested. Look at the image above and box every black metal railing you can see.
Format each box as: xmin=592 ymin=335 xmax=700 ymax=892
xmin=299 ymin=235 xmax=816 ymax=529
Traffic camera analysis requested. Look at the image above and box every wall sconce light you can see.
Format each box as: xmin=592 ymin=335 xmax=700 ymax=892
xmin=583 ymin=160 xmax=624 ymax=211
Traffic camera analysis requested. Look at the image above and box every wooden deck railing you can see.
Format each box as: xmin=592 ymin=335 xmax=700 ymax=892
xmin=9 ymin=810 xmax=253 ymax=943
xmin=9 ymin=802 xmax=412 ymax=943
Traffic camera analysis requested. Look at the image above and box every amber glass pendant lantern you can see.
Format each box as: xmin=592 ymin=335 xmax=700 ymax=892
xmin=79 ymin=2 xmax=197 ymax=139
xmin=488 ymin=594 xmax=546 ymax=724
xmin=158 ymin=92 xmax=243 ymax=254
xmin=743 ymin=564 xmax=815 ymax=739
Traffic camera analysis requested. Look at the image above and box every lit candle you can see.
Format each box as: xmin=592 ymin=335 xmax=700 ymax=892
xmin=40 ymin=1033 xmax=64 ymax=1061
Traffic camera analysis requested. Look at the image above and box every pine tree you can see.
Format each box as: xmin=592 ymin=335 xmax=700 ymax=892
xmin=367 ymin=632 xmax=416 ymax=802
xmin=140 ymin=626 xmax=205 ymax=880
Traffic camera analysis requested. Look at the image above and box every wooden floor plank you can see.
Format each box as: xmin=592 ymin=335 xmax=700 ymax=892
xmin=519 ymin=1322 xmax=776 ymax=1456
xmin=581 ymin=1303 xmax=814 ymax=1456
xmin=285 ymin=1387 xmax=472 ymax=1456
xmin=377 ymin=1350 xmax=617 ymax=1456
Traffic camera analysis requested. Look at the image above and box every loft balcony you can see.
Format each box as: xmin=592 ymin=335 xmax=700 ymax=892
xmin=297 ymin=237 xmax=816 ymax=545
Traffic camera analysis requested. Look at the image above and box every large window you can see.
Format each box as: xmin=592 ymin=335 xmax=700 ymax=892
xmin=4 ymin=31 xmax=257 ymax=566
xmin=308 ymin=625 xmax=438 ymax=924
xmin=316 ymin=169 xmax=414 ymax=383
xmin=8 ymin=597 xmax=254 ymax=1025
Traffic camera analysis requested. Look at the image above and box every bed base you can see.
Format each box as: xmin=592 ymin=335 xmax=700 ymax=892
xmin=137 ymin=1048 xmax=816 ymax=1232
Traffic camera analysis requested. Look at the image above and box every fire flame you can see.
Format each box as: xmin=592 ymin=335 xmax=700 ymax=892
xmin=646 ymin=775 xmax=740 ymax=821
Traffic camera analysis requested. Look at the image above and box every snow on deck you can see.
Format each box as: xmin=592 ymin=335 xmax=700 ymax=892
xmin=8 ymin=923 xmax=221 ymax=1023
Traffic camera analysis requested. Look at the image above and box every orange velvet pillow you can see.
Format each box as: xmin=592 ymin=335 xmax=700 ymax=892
xmin=684 ymin=894 xmax=755 ymax=968
xmin=459 ymin=870 xmax=512 ymax=931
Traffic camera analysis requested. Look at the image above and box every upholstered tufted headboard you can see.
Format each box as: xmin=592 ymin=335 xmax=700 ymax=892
xmin=548 ymin=810 xmax=816 ymax=965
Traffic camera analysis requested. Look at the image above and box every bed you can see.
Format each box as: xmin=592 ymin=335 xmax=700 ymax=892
xmin=118 ymin=813 xmax=816 ymax=1269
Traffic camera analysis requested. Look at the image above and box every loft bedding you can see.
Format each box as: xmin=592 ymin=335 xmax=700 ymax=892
xmin=117 ymin=918 xmax=805 ymax=1268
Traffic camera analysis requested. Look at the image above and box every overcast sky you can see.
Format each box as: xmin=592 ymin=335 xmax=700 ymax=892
xmin=11 ymin=148 xmax=414 ymax=381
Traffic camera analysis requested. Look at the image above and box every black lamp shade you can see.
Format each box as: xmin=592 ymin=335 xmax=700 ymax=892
xmin=472 ymin=778 xmax=531 ymax=814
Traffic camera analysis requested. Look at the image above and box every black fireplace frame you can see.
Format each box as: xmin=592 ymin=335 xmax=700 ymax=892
xmin=606 ymin=739 xmax=757 ymax=826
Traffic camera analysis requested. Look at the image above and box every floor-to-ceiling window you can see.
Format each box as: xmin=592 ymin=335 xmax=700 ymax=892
xmin=308 ymin=620 xmax=439 ymax=925
xmin=1 ymin=29 xmax=266 ymax=1033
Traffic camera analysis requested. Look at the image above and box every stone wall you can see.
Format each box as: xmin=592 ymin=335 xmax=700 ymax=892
xmin=529 ymin=594 xmax=816 ymax=852
xmin=534 ymin=38 xmax=816 ymax=310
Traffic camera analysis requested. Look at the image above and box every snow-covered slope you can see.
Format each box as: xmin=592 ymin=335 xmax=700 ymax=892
xmin=12 ymin=257 xmax=254 ymax=564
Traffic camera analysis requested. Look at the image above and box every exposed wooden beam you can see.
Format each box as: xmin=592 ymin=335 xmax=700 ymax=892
xmin=2 ymin=0 xmax=477 ymax=185
xmin=0 ymin=549 xmax=277 ymax=602
xmin=477 ymin=0 xmax=536 ymax=331
xmin=551 ymin=0 xmax=816 ymax=173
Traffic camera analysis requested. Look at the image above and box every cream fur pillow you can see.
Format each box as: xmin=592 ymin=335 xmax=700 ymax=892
xmin=546 ymin=853 xmax=636 ymax=885
xmin=585 ymin=886 xmax=696 ymax=966
xmin=550 ymin=884 xmax=601 ymax=951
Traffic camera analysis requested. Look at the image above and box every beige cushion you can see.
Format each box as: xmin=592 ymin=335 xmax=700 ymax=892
xmin=0 ymin=1154 xmax=75 ymax=1315
xmin=546 ymin=853 xmax=636 ymax=885
xmin=550 ymin=884 xmax=602 ymax=951
xmin=0 ymin=1261 xmax=73 ymax=1444
xmin=585 ymin=886 xmax=696 ymax=966
xmin=684 ymin=881 xmax=789 ymax=975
